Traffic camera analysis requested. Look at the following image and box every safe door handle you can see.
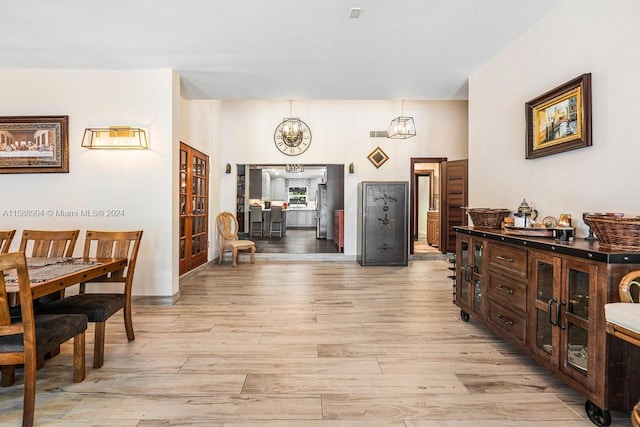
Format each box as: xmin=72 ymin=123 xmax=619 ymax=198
xmin=496 ymin=255 xmax=514 ymax=263
xmin=496 ymin=314 xmax=514 ymax=326
xmin=496 ymin=284 xmax=514 ymax=295
xmin=548 ymin=297 xmax=558 ymax=326
xmin=557 ymin=300 xmax=567 ymax=329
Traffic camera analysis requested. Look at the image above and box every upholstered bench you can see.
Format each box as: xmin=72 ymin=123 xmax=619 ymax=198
xmin=605 ymin=270 xmax=640 ymax=427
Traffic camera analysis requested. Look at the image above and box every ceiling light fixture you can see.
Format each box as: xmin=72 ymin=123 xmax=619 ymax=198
xmin=349 ymin=7 xmax=362 ymax=18
xmin=274 ymin=100 xmax=312 ymax=156
xmin=388 ymin=100 xmax=416 ymax=139
xmin=81 ymin=126 xmax=148 ymax=149
xmin=282 ymin=100 xmax=303 ymax=145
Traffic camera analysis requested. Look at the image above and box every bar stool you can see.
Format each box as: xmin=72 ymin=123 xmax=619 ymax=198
xmin=269 ymin=206 xmax=284 ymax=238
xmin=249 ymin=206 xmax=263 ymax=238
xmin=605 ymin=269 xmax=640 ymax=427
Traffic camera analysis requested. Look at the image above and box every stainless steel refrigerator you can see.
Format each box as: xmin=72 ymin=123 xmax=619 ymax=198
xmin=316 ymin=183 xmax=328 ymax=239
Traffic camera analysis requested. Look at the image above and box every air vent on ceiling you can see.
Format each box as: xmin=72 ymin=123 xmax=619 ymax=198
xmin=370 ymin=130 xmax=389 ymax=138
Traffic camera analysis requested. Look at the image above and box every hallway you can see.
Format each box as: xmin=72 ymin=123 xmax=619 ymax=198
xmin=0 ymin=259 xmax=619 ymax=425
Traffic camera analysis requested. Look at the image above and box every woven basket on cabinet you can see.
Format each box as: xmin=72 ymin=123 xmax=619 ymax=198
xmin=587 ymin=216 xmax=640 ymax=251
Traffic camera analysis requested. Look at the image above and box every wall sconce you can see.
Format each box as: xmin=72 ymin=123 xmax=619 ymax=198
xmin=225 ymin=163 xmax=231 ymax=174
xmin=81 ymin=126 xmax=148 ymax=149
xmin=349 ymin=163 xmax=355 ymax=174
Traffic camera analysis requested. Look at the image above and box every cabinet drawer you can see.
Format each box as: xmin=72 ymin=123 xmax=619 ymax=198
xmin=487 ymin=272 xmax=527 ymax=313
xmin=487 ymin=242 xmax=527 ymax=279
xmin=488 ymin=302 xmax=526 ymax=345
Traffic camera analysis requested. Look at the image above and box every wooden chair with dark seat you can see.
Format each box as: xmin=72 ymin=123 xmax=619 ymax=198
xmin=217 ymin=212 xmax=256 ymax=267
xmin=0 ymin=251 xmax=87 ymax=427
xmin=605 ymin=269 xmax=640 ymax=427
xmin=35 ymin=230 xmax=143 ymax=369
xmin=19 ymin=229 xmax=79 ymax=258
xmin=0 ymin=230 xmax=16 ymax=253
xmin=19 ymin=229 xmax=80 ymax=305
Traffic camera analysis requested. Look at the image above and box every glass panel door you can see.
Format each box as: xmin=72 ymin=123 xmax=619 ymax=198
xmin=179 ymin=142 xmax=210 ymax=275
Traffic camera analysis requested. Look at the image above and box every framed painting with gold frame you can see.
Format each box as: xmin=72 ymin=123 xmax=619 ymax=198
xmin=0 ymin=115 xmax=69 ymax=173
xmin=526 ymin=74 xmax=592 ymax=159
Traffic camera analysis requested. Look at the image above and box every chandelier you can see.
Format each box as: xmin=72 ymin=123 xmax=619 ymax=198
xmin=282 ymin=100 xmax=304 ymax=145
xmin=388 ymin=100 xmax=416 ymax=139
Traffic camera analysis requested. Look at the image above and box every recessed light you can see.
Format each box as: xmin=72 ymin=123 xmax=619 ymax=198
xmin=349 ymin=7 xmax=361 ymax=19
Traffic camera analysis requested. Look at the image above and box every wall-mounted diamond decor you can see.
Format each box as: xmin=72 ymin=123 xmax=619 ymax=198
xmin=367 ymin=146 xmax=389 ymax=169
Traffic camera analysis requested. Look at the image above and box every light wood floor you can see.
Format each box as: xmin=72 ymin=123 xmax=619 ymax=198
xmin=1 ymin=260 xmax=631 ymax=426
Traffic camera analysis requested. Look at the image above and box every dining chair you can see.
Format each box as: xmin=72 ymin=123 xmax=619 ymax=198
xmin=18 ymin=229 xmax=80 ymax=258
xmin=0 ymin=251 xmax=87 ymax=427
xmin=605 ymin=269 xmax=640 ymax=427
xmin=269 ymin=206 xmax=284 ymax=238
xmin=19 ymin=229 xmax=80 ymax=303
xmin=0 ymin=230 xmax=16 ymax=253
xmin=249 ymin=205 xmax=263 ymax=238
xmin=35 ymin=230 xmax=143 ymax=369
xmin=216 ymin=212 xmax=256 ymax=267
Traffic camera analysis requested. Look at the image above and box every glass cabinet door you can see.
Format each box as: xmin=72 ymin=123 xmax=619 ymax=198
xmin=529 ymin=253 xmax=561 ymax=367
xmin=457 ymin=238 xmax=470 ymax=308
xmin=560 ymin=260 xmax=596 ymax=389
xmin=472 ymin=241 xmax=484 ymax=312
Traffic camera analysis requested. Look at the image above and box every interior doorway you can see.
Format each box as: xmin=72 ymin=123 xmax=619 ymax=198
xmin=411 ymin=158 xmax=445 ymax=254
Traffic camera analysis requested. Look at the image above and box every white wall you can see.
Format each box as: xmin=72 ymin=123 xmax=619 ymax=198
xmin=469 ymin=0 xmax=640 ymax=237
xmin=219 ymin=100 xmax=468 ymax=255
xmin=0 ymin=69 xmax=178 ymax=297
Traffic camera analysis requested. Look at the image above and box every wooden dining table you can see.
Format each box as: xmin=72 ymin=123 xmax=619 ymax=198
xmin=2 ymin=256 xmax=127 ymax=386
xmin=4 ymin=256 xmax=127 ymax=305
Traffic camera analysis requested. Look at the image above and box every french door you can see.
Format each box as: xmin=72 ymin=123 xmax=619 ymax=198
xmin=179 ymin=142 xmax=209 ymax=275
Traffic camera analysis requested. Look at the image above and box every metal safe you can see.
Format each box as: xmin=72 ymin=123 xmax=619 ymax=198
xmin=357 ymin=181 xmax=408 ymax=266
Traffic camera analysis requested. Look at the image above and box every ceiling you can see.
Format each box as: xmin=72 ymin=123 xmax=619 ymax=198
xmin=1 ymin=0 xmax=559 ymax=100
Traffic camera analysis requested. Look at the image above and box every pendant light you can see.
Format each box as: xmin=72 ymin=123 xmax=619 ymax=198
xmin=388 ymin=100 xmax=416 ymax=139
xmin=282 ymin=100 xmax=303 ymax=144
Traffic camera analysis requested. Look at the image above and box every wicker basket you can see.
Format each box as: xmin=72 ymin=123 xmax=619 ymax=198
xmin=588 ymin=215 xmax=640 ymax=251
xmin=467 ymin=208 xmax=510 ymax=229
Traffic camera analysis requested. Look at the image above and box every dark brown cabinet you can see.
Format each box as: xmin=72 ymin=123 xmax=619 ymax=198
xmin=427 ymin=210 xmax=440 ymax=246
xmin=454 ymin=226 xmax=640 ymax=425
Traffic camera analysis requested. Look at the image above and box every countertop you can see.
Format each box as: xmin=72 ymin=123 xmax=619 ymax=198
xmin=454 ymin=225 xmax=640 ymax=263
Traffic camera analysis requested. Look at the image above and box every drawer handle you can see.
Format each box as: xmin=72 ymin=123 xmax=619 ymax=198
xmin=496 ymin=284 xmax=514 ymax=295
xmin=496 ymin=255 xmax=514 ymax=263
xmin=496 ymin=314 xmax=514 ymax=326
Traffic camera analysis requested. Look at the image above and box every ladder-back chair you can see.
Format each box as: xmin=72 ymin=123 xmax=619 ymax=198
xmin=36 ymin=230 xmax=143 ymax=368
xmin=0 ymin=252 xmax=87 ymax=427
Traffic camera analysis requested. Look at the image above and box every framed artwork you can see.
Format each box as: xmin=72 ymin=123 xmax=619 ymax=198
xmin=525 ymin=74 xmax=592 ymax=159
xmin=367 ymin=146 xmax=389 ymax=169
xmin=0 ymin=115 xmax=69 ymax=173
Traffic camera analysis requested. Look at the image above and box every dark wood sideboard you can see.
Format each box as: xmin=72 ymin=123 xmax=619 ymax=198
xmin=454 ymin=226 xmax=640 ymax=425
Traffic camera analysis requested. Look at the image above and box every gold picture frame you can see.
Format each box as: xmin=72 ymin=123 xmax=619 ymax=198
xmin=367 ymin=146 xmax=389 ymax=169
xmin=526 ymin=74 xmax=592 ymax=159
xmin=0 ymin=115 xmax=69 ymax=173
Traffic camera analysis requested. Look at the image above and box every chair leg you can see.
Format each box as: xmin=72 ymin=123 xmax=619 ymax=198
xmin=232 ymin=248 xmax=238 ymax=267
xmin=73 ymin=332 xmax=86 ymax=382
xmin=218 ymin=247 xmax=223 ymax=264
xmin=23 ymin=356 xmax=37 ymax=427
xmin=93 ymin=322 xmax=106 ymax=369
xmin=1 ymin=365 xmax=16 ymax=387
xmin=124 ymin=303 xmax=135 ymax=342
